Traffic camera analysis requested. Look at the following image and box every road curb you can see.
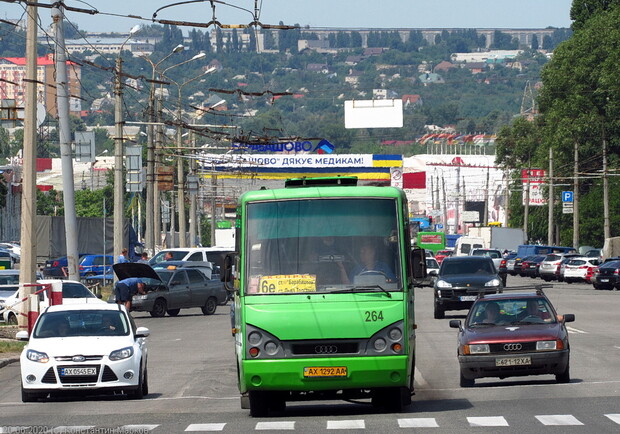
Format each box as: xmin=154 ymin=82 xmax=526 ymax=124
xmin=0 ymin=357 xmax=19 ymax=368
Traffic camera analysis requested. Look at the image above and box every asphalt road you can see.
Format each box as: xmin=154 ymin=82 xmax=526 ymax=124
xmin=0 ymin=276 xmax=619 ymax=433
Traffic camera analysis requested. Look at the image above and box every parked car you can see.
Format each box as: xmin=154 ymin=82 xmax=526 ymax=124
xmin=78 ymin=254 xmax=114 ymax=278
xmin=113 ymin=262 xmax=228 ymax=317
xmin=17 ymin=303 xmax=149 ymax=402
xmin=504 ymin=252 xmax=518 ymax=275
xmin=433 ymin=256 xmax=503 ymax=319
xmin=1 ymin=280 xmax=104 ymax=325
xmin=563 ymin=257 xmax=600 ymax=283
xmin=434 ymin=250 xmax=453 ymax=265
xmin=512 ymin=255 xmax=533 ymax=276
xmin=449 ymin=290 xmax=574 ymax=387
xmin=556 ymin=254 xmax=582 ymax=282
xmin=593 ymin=260 xmax=620 ymax=290
xmin=149 ymin=247 xmax=233 ymax=272
xmin=42 ymin=254 xmax=90 ymax=278
xmin=521 ymin=255 xmax=546 ymax=278
xmin=539 ymin=253 xmax=567 ymax=281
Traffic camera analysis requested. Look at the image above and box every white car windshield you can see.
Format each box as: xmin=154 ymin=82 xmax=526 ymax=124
xmin=33 ymin=310 xmax=130 ymax=338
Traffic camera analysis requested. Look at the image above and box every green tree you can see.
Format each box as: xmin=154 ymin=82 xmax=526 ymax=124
xmin=570 ymin=0 xmax=620 ymax=30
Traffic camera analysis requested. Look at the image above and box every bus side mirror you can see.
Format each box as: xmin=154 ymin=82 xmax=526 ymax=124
xmin=222 ymin=253 xmax=236 ymax=292
xmin=411 ymin=248 xmax=427 ymax=279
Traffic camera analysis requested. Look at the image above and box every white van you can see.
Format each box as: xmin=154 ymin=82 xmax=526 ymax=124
xmin=454 ymin=236 xmax=486 ymax=256
xmin=150 ymin=247 xmax=233 ymax=272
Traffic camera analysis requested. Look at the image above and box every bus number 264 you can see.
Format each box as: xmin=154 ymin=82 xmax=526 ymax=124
xmin=365 ymin=311 xmax=384 ymax=322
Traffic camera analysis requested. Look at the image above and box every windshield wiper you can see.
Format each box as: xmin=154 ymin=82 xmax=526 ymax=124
xmin=327 ymin=285 xmax=392 ymax=298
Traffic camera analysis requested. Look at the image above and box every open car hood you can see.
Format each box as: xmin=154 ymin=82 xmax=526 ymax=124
xmin=113 ymin=263 xmax=162 ymax=282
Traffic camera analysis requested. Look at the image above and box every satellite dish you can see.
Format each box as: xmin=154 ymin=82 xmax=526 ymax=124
xmin=36 ymin=102 xmax=46 ymax=128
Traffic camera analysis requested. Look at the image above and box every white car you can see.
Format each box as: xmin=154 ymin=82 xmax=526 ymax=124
xmin=563 ymin=257 xmax=600 ymax=283
xmin=17 ymin=303 xmax=149 ymax=402
xmin=1 ymin=279 xmax=104 ymax=325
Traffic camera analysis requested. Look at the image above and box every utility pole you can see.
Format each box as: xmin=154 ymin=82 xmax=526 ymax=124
xmin=53 ymin=3 xmax=79 ymax=281
xmin=211 ymin=173 xmax=217 ymax=246
xmin=18 ymin=2 xmax=38 ymax=330
xmin=504 ymin=171 xmax=511 ymax=227
xmin=602 ymin=129 xmax=610 ymax=240
xmin=154 ymin=96 xmax=163 ymax=249
xmin=441 ymin=175 xmax=448 ymax=233
xmin=114 ymin=57 xmax=124 ymax=265
xmin=176 ymin=101 xmax=186 ymax=247
xmin=454 ymin=165 xmax=460 ymax=234
xmin=483 ymin=167 xmax=489 ymax=226
xmin=572 ymin=142 xmax=579 ymax=250
xmin=547 ymin=148 xmax=554 ymax=246
xmin=189 ymin=120 xmax=198 ymax=247
xmin=524 ymin=167 xmax=530 ymax=242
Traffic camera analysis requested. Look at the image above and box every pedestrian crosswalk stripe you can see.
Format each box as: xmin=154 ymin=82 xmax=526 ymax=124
xmin=536 ymin=415 xmax=584 ymax=425
xmin=256 ymin=421 xmax=295 ymax=430
xmin=185 ymin=423 xmax=227 ymax=431
xmin=468 ymin=416 xmax=509 ymax=427
xmin=327 ymin=420 xmax=365 ymax=429
xmin=121 ymin=425 xmax=159 ymax=431
xmin=605 ymin=414 xmax=620 ymax=425
xmin=398 ymin=418 xmax=439 ymax=428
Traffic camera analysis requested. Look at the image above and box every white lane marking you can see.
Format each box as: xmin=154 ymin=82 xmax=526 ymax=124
xmin=398 ymin=418 xmax=439 ymax=428
xmin=185 ymin=423 xmax=227 ymax=431
xmin=468 ymin=416 xmax=509 ymax=427
xmin=605 ymin=414 xmax=620 ymax=425
xmin=255 ymin=421 xmax=295 ymax=430
xmin=414 ymin=366 xmax=430 ymax=389
xmin=566 ymin=326 xmax=588 ymax=334
xmin=121 ymin=425 xmax=159 ymax=431
xmin=50 ymin=428 xmax=95 ymax=433
xmin=536 ymin=415 xmax=584 ymax=425
xmin=327 ymin=420 xmax=365 ymax=429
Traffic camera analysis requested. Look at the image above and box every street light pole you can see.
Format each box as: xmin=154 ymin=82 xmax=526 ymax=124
xmin=169 ymin=66 xmax=213 ymax=248
xmin=142 ymin=44 xmax=184 ymax=254
xmin=114 ymin=26 xmax=140 ymax=266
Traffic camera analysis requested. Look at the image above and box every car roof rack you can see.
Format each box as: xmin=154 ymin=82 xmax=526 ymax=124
xmin=478 ymin=284 xmax=551 ymax=298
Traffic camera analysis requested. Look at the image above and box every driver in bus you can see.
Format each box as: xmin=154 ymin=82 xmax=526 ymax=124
xmin=349 ymin=241 xmax=396 ymax=283
xmin=313 ymin=236 xmax=350 ymax=285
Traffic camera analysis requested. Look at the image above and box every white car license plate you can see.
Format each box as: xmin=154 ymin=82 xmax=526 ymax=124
xmin=61 ymin=367 xmax=97 ymax=376
xmin=600 ymin=278 xmax=609 ymax=282
xmin=460 ymin=295 xmax=477 ymax=301
xmin=495 ymin=357 xmax=531 ymax=367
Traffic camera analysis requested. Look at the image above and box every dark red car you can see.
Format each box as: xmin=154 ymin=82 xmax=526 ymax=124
xmin=521 ymin=255 xmax=546 ymax=278
xmin=449 ymin=290 xmax=574 ymax=387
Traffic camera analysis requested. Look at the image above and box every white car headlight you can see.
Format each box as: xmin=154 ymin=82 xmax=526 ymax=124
xmin=466 ymin=344 xmax=490 ymax=354
xmin=109 ymin=346 xmax=134 ymax=361
xmin=26 ymin=349 xmax=49 ymax=363
xmin=436 ymin=280 xmax=452 ymax=288
xmin=485 ymin=278 xmax=501 ymax=287
xmin=536 ymin=340 xmax=557 ymax=351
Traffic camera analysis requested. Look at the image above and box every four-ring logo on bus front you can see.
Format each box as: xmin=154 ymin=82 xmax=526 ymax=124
xmin=314 ymin=345 xmax=338 ymax=354
xmin=503 ymin=343 xmax=522 ymax=351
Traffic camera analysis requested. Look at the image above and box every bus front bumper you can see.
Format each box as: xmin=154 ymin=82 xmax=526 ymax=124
xmin=240 ymin=355 xmax=410 ymax=392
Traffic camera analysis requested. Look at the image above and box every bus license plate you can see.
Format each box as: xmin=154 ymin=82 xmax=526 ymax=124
xmin=61 ymin=367 xmax=97 ymax=376
xmin=303 ymin=367 xmax=347 ymax=378
xmin=495 ymin=357 xmax=531 ymax=367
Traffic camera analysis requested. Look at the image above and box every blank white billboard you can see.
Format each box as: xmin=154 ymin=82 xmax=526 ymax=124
xmin=344 ymin=99 xmax=403 ymax=129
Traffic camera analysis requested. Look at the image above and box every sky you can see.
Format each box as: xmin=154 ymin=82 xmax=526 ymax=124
xmin=2 ymin=0 xmax=574 ymax=34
